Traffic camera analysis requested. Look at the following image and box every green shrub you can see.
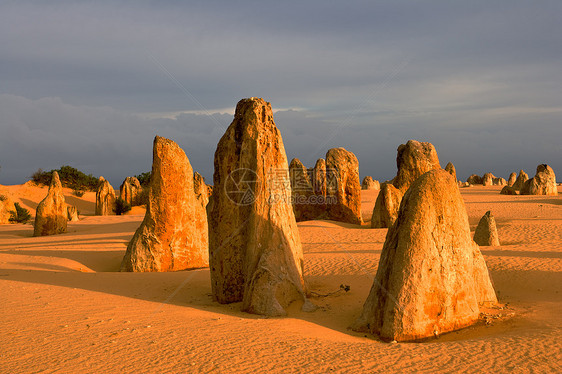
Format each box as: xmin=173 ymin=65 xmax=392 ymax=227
xmin=135 ymin=171 xmax=152 ymax=187
xmin=0 ymin=195 xmax=6 ymax=202
xmin=113 ymin=197 xmax=131 ymax=215
xmin=31 ymin=166 xmax=99 ymax=191
xmin=9 ymin=203 xmax=32 ymax=224
xmin=73 ymin=188 xmax=86 ymax=197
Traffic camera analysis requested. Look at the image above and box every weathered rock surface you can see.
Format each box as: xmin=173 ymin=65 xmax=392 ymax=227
xmin=119 ymin=177 xmax=143 ymax=206
xmin=493 ymin=177 xmax=507 ymax=186
xmin=467 ymin=174 xmax=483 ymax=185
xmin=353 ymin=169 xmax=497 ymax=341
xmin=193 ymin=172 xmax=209 ymax=208
xmin=326 ymin=148 xmax=363 ymax=225
xmin=393 ymin=140 xmax=441 ymax=193
xmin=289 ymin=158 xmax=318 ymax=222
xmin=445 ymin=162 xmax=457 ymax=181
xmin=0 ymin=193 xmax=16 ymax=224
xmin=507 ymin=172 xmax=517 ymax=187
xmin=95 ymin=177 xmax=116 ymax=215
xmin=520 ymin=164 xmax=558 ymax=196
xmin=362 ymin=176 xmax=380 ymax=190
xmin=33 ymin=171 xmax=67 ymax=236
xmin=209 ymin=98 xmax=308 ymax=316
xmin=512 ymin=170 xmax=529 ymax=191
xmin=66 ymin=205 xmax=79 ymax=222
xmin=371 ymin=183 xmax=403 ymax=228
xmin=120 ymin=136 xmax=209 ymax=272
xmin=482 ymin=173 xmax=495 ymax=187
xmin=500 ymin=186 xmax=517 ymax=195
xmin=372 ymin=140 xmax=441 ymax=229
xmin=473 ymin=211 xmax=500 ymax=246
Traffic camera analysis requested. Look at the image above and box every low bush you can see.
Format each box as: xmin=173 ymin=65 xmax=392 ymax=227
xmin=114 ymin=197 xmax=131 ymax=215
xmin=31 ymin=166 xmax=99 ymax=191
xmin=9 ymin=203 xmax=32 ymax=224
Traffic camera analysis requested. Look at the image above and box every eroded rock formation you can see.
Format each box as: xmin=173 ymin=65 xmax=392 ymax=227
xmin=33 ymin=171 xmax=67 ymax=236
xmin=120 ymin=136 xmax=209 ymax=272
xmin=209 ymin=98 xmax=308 ymax=316
xmin=353 ymin=169 xmax=497 ymax=341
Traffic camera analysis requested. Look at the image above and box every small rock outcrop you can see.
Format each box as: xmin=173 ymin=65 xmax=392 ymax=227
xmin=500 ymin=186 xmax=517 ymax=195
xmin=362 ymin=176 xmax=380 ymax=190
xmin=95 ymin=177 xmax=116 ymax=215
xmin=66 ymin=205 xmax=79 ymax=222
xmin=371 ymin=140 xmax=441 ymax=229
xmin=289 ymin=158 xmax=315 ymax=221
xmin=193 ymin=172 xmax=210 ymax=208
xmin=467 ymin=174 xmax=483 ymax=185
xmin=482 ymin=173 xmax=495 ymax=187
xmin=445 ymin=162 xmax=457 ymax=181
xmin=473 ymin=211 xmax=500 ymax=246
xmin=493 ymin=177 xmax=507 ymax=186
xmin=393 ymin=140 xmax=441 ymax=193
xmin=507 ymin=172 xmax=517 ymax=187
xmin=0 ymin=193 xmax=16 ymax=224
xmin=326 ymin=148 xmax=363 ymax=225
xmin=33 ymin=171 xmax=67 ymax=236
xmin=119 ymin=177 xmax=143 ymax=206
xmin=512 ymin=170 xmax=529 ymax=191
xmin=520 ymin=164 xmax=558 ymax=196
xmin=353 ymin=169 xmax=497 ymax=341
xmin=120 ymin=136 xmax=209 ymax=272
xmin=209 ymin=98 xmax=308 ymax=316
xmin=370 ymin=183 xmax=403 ymax=228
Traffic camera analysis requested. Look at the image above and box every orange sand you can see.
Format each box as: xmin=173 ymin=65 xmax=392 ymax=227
xmin=0 ymin=183 xmax=561 ymax=372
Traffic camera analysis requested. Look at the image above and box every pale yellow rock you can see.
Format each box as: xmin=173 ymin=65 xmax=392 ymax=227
xmin=473 ymin=211 xmax=500 ymax=246
xmin=120 ymin=136 xmax=209 ymax=272
xmin=209 ymin=98 xmax=308 ymax=316
xmin=95 ymin=177 xmax=116 ymax=215
xmin=353 ymin=169 xmax=497 ymax=341
xmin=119 ymin=177 xmax=143 ymax=206
xmin=371 ymin=183 xmax=403 ymax=228
xmin=33 ymin=171 xmax=67 ymax=236
xmin=326 ymin=147 xmax=363 ymax=225
xmin=520 ymin=164 xmax=558 ymax=196
xmin=444 ymin=162 xmax=457 ymax=181
xmin=66 ymin=205 xmax=79 ymax=222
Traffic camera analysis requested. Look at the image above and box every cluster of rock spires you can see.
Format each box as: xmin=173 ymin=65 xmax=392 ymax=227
xmin=361 ymin=176 xmax=380 ymax=190
xmin=500 ymin=166 xmax=558 ymax=196
xmin=288 ymin=148 xmax=362 ymax=225
xmin=16 ymin=97 xmax=509 ymax=338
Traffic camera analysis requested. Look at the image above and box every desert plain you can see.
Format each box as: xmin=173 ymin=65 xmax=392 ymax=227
xmin=0 ymin=182 xmax=560 ymax=373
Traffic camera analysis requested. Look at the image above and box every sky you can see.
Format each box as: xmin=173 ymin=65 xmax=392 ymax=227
xmin=1 ymin=1 xmax=561 ymax=186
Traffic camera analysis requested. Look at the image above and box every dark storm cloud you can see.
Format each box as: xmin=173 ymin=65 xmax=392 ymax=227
xmin=0 ymin=1 xmax=561 ymax=184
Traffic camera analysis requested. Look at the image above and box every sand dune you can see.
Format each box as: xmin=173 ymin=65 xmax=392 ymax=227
xmin=0 ymin=183 xmax=560 ymax=372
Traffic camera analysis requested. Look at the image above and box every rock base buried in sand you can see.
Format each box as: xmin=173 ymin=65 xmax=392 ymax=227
xmin=95 ymin=177 xmax=116 ymax=215
xmin=34 ymin=171 xmax=67 ymax=236
xmin=120 ymin=136 xmax=209 ymax=272
xmin=326 ymin=147 xmax=363 ymax=225
xmin=209 ymin=98 xmax=308 ymax=316
xmin=353 ymin=169 xmax=497 ymax=341
xmin=474 ymin=211 xmax=500 ymax=246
